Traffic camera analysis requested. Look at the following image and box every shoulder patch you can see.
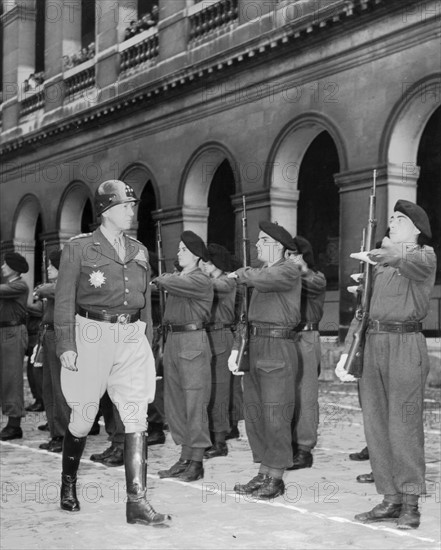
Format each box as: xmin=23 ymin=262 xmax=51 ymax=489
xmin=69 ymin=232 xmax=92 ymax=241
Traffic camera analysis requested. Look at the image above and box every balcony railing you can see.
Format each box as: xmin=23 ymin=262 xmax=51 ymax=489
xmin=189 ymin=0 xmax=239 ymax=46
xmin=119 ymin=28 xmax=159 ymax=73
xmin=20 ymin=89 xmax=45 ymax=117
xmin=64 ymin=59 xmax=96 ymax=102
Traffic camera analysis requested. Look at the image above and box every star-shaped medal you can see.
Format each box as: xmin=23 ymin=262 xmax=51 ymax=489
xmin=89 ymin=270 xmax=106 ymax=288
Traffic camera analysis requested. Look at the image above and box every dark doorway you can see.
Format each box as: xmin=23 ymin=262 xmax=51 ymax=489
xmin=81 ymin=199 xmax=94 ymax=233
xmin=297 ymin=131 xmax=340 ymax=289
xmin=417 ymin=106 xmax=441 ymax=284
xmin=137 ymin=180 xmax=157 ymax=254
xmin=81 ymin=0 xmax=96 ymax=49
xmin=207 ymin=160 xmax=236 ymax=255
xmin=34 ymin=215 xmax=44 ymax=285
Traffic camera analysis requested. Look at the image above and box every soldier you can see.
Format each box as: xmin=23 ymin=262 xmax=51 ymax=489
xmin=55 ymin=180 xmax=170 ymax=527
xmin=34 ymin=250 xmax=71 ymax=453
xmin=228 ymin=221 xmax=302 ymax=499
xmin=285 ymin=236 xmax=326 ymax=470
xmin=336 ymin=200 xmax=436 ymax=530
xmin=152 ymin=231 xmax=213 ymax=482
xmin=0 ymin=252 xmax=29 ymax=440
xmin=201 ymin=243 xmax=237 ymax=459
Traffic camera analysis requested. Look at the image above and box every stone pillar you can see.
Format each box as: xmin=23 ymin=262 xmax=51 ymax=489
xmin=44 ymin=0 xmax=82 ymax=114
xmin=153 ymin=207 xmax=186 ymax=272
xmin=95 ymin=0 xmax=136 ymax=93
xmin=158 ymin=0 xmax=188 ymax=62
xmin=1 ymin=0 xmax=37 ymax=131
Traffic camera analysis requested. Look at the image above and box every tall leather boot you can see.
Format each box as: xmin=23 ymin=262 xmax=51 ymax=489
xmin=124 ymin=432 xmax=171 ymax=527
xmin=60 ymin=430 xmax=87 ymax=512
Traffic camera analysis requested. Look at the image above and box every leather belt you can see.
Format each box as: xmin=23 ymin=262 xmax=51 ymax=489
xmin=368 ymin=320 xmax=423 ymax=333
xmin=249 ymin=325 xmax=296 ymax=339
xmin=0 ymin=320 xmax=25 ymax=328
xmin=78 ymin=307 xmax=140 ymax=324
xmin=164 ymin=322 xmax=205 ymax=333
xmin=204 ymin=322 xmax=233 ymax=332
xmin=296 ymin=322 xmax=319 ymax=332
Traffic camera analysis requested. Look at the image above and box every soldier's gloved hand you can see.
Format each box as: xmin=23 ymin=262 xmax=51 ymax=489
xmin=60 ymin=350 xmax=78 ymax=372
xmin=335 ymin=354 xmax=356 ymax=382
xmin=350 ymin=273 xmax=364 ymax=282
xmin=347 ymin=285 xmax=359 ymax=294
xmin=350 ymin=252 xmax=377 ymax=265
xmin=227 ymin=272 xmax=238 ymax=279
xmin=228 ymin=350 xmax=239 ymax=372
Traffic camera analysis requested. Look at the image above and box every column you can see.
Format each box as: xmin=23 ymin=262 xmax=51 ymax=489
xmin=158 ymin=0 xmax=188 ymax=63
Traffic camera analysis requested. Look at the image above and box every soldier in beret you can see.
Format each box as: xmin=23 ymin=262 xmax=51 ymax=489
xmin=33 ymin=250 xmax=71 ymax=453
xmin=228 ymin=221 xmax=302 ymax=499
xmin=336 ymin=199 xmax=436 ymax=529
xmin=285 ymin=235 xmax=326 ymax=471
xmin=201 ymin=243 xmax=237 ymax=459
xmin=0 ymin=252 xmax=30 ymax=440
xmin=152 ymin=230 xmax=214 ymax=482
xmin=55 ymin=180 xmax=170 ymax=526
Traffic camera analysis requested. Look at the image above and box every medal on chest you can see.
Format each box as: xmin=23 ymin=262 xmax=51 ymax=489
xmin=89 ymin=270 xmax=107 ymax=288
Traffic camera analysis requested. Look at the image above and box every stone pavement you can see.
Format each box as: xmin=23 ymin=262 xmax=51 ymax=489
xmin=1 ymin=381 xmax=440 ymax=550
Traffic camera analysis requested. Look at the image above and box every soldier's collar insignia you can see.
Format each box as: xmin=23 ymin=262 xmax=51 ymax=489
xmin=89 ymin=270 xmax=106 ymax=288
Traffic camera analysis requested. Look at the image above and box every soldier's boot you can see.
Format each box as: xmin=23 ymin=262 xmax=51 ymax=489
xmin=397 ymin=504 xmax=420 ymax=529
xmin=176 ymin=460 xmax=204 ymax=482
xmin=125 ymin=432 xmax=171 ymax=527
xmin=60 ymin=430 xmax=87 ymax=512
xmin=354 ymin=500 xmax=402 ymax=523
xmin=158 ymin=459 xmax=191 ymax=479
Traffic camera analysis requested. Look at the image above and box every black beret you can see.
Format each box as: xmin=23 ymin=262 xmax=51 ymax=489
xmin=292 ymin=236 xmax=316 ymax=270
xmin=4 ymin=252 xmax=29 ymax=274
xmin=258 ymin=220 xmax=293 ymax=250
xmin=181 ymin=231 xmax=209 ymax=261
xmin=394 ymin=200 xmax=431 ymax=239
xmin=49 ymin=250 xmax=62 ymax=271
xmin=207 ymin=243 xmax=232 ymax=272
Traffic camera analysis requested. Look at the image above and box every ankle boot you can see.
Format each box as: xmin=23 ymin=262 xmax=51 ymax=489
xmin=397 ymin=503 xmax=420 ymax=529
xmin=177 ymin=460 xmax=204 ymax=482
xmin=60 ymin=430 xmax=87 ymax=512
xmin=124 ymin=432 xmax=171 ymax=527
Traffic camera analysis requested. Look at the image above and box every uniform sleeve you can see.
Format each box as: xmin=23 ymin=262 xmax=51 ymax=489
xmin=155 ymin=271 xmax=212 ymax=299
xmin=55 ymin=241 xmax=81 ymax=356
xmin=0 ymin=282 xmax=27 ymax=298
xmin=368 ymin=240 xmax=436 ymax=282
xmin=212 ymin=276 xmax=236 ymax=294
xmin=139 ymin=248 xmax=153 ymax=346
xmin=236 ymin=263 xmax=300 ymax=292
xmin=301 ymin=270 xmax=327 ymax=297
xmin=35 ymin=283 xmax=56 ymax=300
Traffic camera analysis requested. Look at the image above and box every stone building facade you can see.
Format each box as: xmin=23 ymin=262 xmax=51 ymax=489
xmin=0 ymin=0 xmax=440 ymax=336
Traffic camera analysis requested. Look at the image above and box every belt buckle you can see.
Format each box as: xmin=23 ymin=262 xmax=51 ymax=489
xmin=117 ymin=313 xmax=130 ymax=325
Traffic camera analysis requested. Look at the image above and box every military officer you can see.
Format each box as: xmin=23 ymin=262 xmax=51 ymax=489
xmin=285 ymin=236 xmax=326 ymax=470
xmin=34 ymin=250 xmax=71 ymax=453
xmin=152 ymin=231 xmax=213 ymax=482
xmin=201 ymin=243 xmax=237 ymax=459
xmin=55 ymin=180 xmax=170 ymax=527
xmin=0 ymin=252 xmax=30 ymax=440
xmin=336 ymin=200 xmax=436 ymax=529
xmin=228 ymin=221 xmax=302 ymax=499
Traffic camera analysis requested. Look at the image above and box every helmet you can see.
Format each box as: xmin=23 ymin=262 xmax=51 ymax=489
xmin=95 ymin=180 xmax=139 ymax=216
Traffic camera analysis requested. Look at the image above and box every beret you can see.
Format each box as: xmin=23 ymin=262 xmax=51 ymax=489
xmin=48 ymin=250 xmax=62 ymax=271
xmin=292 ymin=235 xmax=316 ymax=270
xmin=394 ymin=200 xmax=431 ymax=239
xmin=181 ymin=230 xmax=209 ymax=261
xmin=4 ymin=252 xmax=29 ymax=274
xmin=258 ymin=220 xmax=293 ymax=250
xmin=207 ymin=243 xmax=232 ymax=272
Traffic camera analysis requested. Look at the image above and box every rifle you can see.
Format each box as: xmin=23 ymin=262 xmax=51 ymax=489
xmin=344 ymin=170 xmax=377 ymax=378
xmin=33 ymin=241 xmax=48 ymax=368
xmin=154 ymin=221 xmax=167 ymax=377
xmin=236 ymin=195 xmax=251 ymax=373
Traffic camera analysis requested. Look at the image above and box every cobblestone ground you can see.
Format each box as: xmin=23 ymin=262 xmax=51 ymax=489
xmin=1 ymin=379 xmax=440 ymax=550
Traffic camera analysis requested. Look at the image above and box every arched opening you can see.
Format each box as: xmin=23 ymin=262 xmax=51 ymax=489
xmin=34 ymin=215 xmax=44 ymax=285
xmin=137 ymin=180 xmax=157 ymax=254
xmin=297 ymin=131 xmax=340 ymax=288
xmin=81 ymin=198 xmax=94 ymax=233
xmin=58 ymin=182 xmax=94 ymax=241
xmin=207 ymin=160 xmax=236 ymax=254
xmin=35 ymin=0 xmax=46 ymax=74
xmin=417 ymin=106 xmax=441 ymax=283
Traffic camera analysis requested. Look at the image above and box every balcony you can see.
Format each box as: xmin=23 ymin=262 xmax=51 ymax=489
xmin=119 ymin=27 xmax=159 ymax=75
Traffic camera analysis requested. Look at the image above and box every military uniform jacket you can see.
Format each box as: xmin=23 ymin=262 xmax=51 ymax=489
xmin=55 ymin=228 xmax=152 ymax=356
xmin=0 ymin=278 xmax=29 ymax=324
xmin=34 ymin=283 xmax=56 ymax=325
xmin=300 ymin=270 xmax=326 ymax=323
xmin=235 ymin=259 xmax=302 ymax=326
xmin=155 ymin=267 xmax=213 ymax=325
xmin=209 ymin=274 xmax=236 ymax=325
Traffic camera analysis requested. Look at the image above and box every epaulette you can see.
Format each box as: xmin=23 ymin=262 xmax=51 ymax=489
xmin=69 ymin=232 xmax=92 ymax=241
xmin=127 ymin=235 xmax=143 ymax=245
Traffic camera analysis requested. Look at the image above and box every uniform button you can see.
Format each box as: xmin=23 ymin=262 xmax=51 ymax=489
xmin=125 ymin=289 xmax=129 ymax=293
xmin=123 ymin=301 xmax=128 ymax=306
xmin=123 ymin=265 xmax=127 ymax=269
xmin=125 ymin=277 xmax=128 ymax=281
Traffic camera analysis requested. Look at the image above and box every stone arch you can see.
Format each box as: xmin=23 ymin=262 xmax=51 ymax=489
xmin=119 ymin=162 xmax=160 ymax=206
xmin=58 ymin=180 xmax=94 ymax=241
xmin=179 ymin=142 xmax=239 ymax=239
xmin=12 ymin=193 xmax=43 ymax=293
xmin=380 ymin=73 xmax=441 ymax=212
xmin=267 ymin=112 xmax=347 ymax=235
